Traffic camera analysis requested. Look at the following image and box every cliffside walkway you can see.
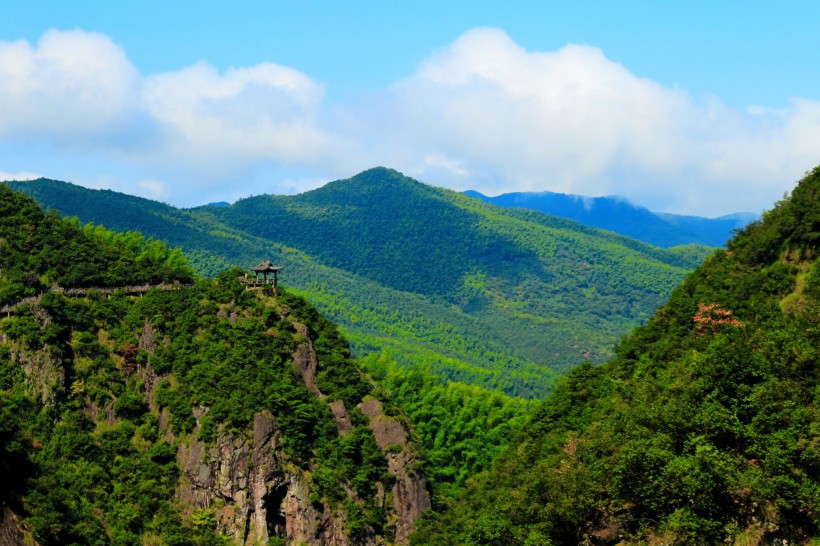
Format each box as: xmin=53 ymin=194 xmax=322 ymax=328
xmin=0 ymin=282 xmax=194 ymax=316
xmin=238 ymin=277 xmax=278 ymax=287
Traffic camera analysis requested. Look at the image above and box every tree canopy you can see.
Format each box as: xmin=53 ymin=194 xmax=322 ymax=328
xmin=413 ymin=168 xmax=820 ymax=544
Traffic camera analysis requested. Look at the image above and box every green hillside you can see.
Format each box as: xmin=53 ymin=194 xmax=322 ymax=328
xmin=5 ymin=168 xmax=712 ymax=398
xmin=0 ymin=185 xmax=428 ymax=544
xmin=0 ymin=187 xmax=194 ymax=305
xmin=414 ymin=168 xmax=820 ymax=544
xmin=3 ymin=170 xmax=715 ymax=503
xmin=198 ymin=167 xmax=705 ymax=301
xmin=4 ymin=178 xmax=547 ymax=396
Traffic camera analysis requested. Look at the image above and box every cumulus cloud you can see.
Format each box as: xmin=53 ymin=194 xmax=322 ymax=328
xmin=0 ymin=29 xmax=139 ymax=142
xmin=370 ymin=29 xmax=695 ymax=183
xmin=0 ymin=29 xmax=344 ymax=203
xmin=368 ymin=28 xmax=820 ymax=215
xmin=395 ymin=28 xmax=696 ymax=180
xmin=142 ymin=61 xmax=342 ymax=169
xmin=1 ymin=27 xmax=820 ymax=215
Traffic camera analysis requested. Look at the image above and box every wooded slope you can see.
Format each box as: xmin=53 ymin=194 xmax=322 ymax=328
xmin=414 ymin=168 xmax=820 ymax=544
xmin=0 ymin=186 xmax=428 ymax=544
xmin=5 ymin=168 xmax=711 ymax=397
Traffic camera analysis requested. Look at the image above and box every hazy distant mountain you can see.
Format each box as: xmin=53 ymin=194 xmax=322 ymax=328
xmin=464 ymin=189 xmax=757 ymax=247
xmin=656 ymin=210 xmax=760 ymax=246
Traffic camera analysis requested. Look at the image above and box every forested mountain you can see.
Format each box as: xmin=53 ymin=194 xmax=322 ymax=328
xmin=465 ymin=189 xmax=756 ymax=248
xmin=0 ymin=185 xmax=430 ymax=544
xmin=5 ymin=168 xmax=711 ymax=397
xmin=4 ymin=169 xmax=712 ymax=503
xmin=416 ymin=168 xmax=820 ymax=544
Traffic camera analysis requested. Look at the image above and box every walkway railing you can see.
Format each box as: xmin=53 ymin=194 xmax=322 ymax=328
xmin=1 ymin=282 xmax=194 ymax=316
xmin=238 ymin=277 xmax=278 ymax=287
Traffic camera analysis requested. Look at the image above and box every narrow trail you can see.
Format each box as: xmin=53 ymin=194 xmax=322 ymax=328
xmin=0 ymin=282 xmax=194 ymax=316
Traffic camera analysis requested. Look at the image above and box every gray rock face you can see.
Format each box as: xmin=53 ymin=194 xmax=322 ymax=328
xmin=292 ymin=322 xmax=323 ymax=398
xmin=171 ymin=324 xmax=431 ymax=545
xmin=358 ymin=398 xmax=432 ymax=545
xmin=0 ymin=290 xmax=432 ymax=544
xmin=177 ymin=410 xmax=337 ymax=545
xmin=1 ymin=329 xmax=64 ymax=406
xmin=135 ymin=309 xmax=430 ymax=545
xmin=329 ymin=400 xmax=353 ymax=436
xmin=138 ymin=319 xmax=157 ymax=351
xmin=0 ymin=506 xmax=27 ymax=546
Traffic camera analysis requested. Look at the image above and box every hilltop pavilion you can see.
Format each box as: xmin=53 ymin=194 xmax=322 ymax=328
xmin=249 ymin=260 xmax=283 ymax=287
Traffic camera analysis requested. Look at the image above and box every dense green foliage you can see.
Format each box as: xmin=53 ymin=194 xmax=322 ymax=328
xmin=0 ymin=184 xmax=194 ymax=305
xmin=4 ymin=169 xmax=715 ymax=511
xmin=414 ymin=168 xmax=820 ymax=544
xmin=0 ymin=186 xmax=214 ymax=542
xmin=4 ymin=169 xmax=711 ymax=396
xmin=0 ymin=189 xmax=400 ymax=544
xmin=363 ymin=352 xmax=536 ymax=501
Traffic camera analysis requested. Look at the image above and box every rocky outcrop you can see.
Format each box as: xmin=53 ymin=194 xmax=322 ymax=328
xmin=136 ymin=321 xmax=163 ymax=412
xmin=171 ymin=303 xmax=430 ymax=545
xmin=288 ymin=315 xmax=430 ymax=545
xmin=0 ymin=505 xmax=28 ymax=546
xmin=291 ymin=325 xmax=355 ymax=439
xmin=358 ymin=398 xmax=431 ymax=545
xmin=292 ymin=322 xmax=323 ymax=398
xmin=329 ymin=400 xmax=353 ymax=436
xmin=87 ymin=399 xmax=116 ymax=427
xmin=1 ymin=332 xmax=64 ymax=406
xmin=138 ymin=319 xmax=157 ymax=351
xmin=176 ymin=410 xmax=349 ymax=545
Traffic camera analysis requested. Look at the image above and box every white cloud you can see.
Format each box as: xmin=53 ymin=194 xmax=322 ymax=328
xmin=142 ymin=61 xmax=340 ymax=168
xmin=365 ymin=27 xmax=820 ymax=215
xmin=1 ymin=27 xmax=820 ymax=215
xmin=0 ymin=29 xmax=139 ymax=142
xmin=0 ymin=29 xmax=344 ymax=203
xmin=135 ymin=178 xmax=167 ymax=200
xmin=422 ymin=154 xmax=471 ymax=178
xmin=0 ymin=170 xmax=41 ymax=181
xmin=372 ymin=29 xmax=696 ymax=190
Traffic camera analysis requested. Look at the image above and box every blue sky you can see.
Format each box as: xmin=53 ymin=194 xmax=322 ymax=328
xmin=1 ymin=1 xmax=819 ymax=216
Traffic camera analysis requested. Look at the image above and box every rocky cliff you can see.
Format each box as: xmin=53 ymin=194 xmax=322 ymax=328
xmin=0 ymin=278 xmax=430 ymax=545
xmin=170 ymin=307 xmax=432 ymax=545
xmin=175 ymin=409 xmax=330 ymax=545
xmin=0 ymin=186 xmax=432 ymax=544
xmin=358 ymin=398 xmax=431 ymax=546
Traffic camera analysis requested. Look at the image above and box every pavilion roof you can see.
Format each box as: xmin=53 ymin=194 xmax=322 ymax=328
xmin=250 ymin=260 xmax=283 ymax=273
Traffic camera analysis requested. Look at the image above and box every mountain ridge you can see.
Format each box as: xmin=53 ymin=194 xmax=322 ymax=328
xmin=465 ymin=187 xmax=757 ymax=248
xmin=5 ymin=168 xmax=712 ymax=397
xmin=1 ymin=166 xmax=719 ymax=502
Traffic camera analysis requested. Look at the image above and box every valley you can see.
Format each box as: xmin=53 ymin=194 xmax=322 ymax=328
xmin=1 ymin=166 xmax=817 ymax=545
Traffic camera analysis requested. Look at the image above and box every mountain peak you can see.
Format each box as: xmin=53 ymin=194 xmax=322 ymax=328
xmin=294 ymin=167 xmax=431 ymax=204
xmin=357 ymin=165 xmax=402 ymax=177
xmin=7 ymin=169 xmax=708 ymax=394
